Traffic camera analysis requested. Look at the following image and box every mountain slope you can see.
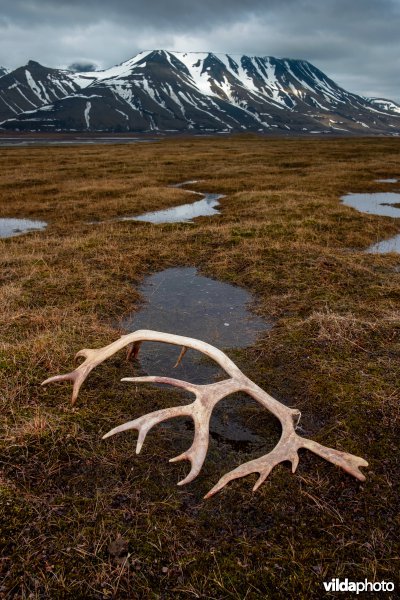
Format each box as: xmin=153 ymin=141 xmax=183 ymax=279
xmin=0 ymin=67 xmax=8 ymax=78
xmin=1 ymin=51 xmax=399 ymax=134
xmin=367 ymin=97 xmax=400 ymax=115
xmin=0 ymin=60 xmax=83 ymax=122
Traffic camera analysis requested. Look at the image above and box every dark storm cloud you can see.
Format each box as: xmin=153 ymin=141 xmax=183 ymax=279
xmin=67 ymin=62 xmax=97 ymax=73
xmin=0 ymin=0 xmax=283 ymax=28
xmin=0 ymin=0 xmax=399 ymax=101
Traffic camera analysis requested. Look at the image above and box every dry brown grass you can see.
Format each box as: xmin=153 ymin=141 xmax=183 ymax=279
xmin=0 ymin=135 xmax=399 ymax=598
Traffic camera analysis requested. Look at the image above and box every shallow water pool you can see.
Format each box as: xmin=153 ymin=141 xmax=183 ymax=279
xmin=121 ymin=267 xmax=273 ymax=444
xmin=0 ymin=217 xmax=47 ymax=238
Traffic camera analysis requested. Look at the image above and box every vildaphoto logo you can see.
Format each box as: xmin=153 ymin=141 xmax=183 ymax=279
xmin=323 ymin=579 xmax=394 ymax=594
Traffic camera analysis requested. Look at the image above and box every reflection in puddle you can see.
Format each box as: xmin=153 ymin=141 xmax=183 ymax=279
xmin=120 ymin=181 xmax=224 ymax=223
xmin=342 ymin=192 xmax=400 ymax=253
xmin=341 ymin=192 xmax=400 ymax=218
xmin=375 ymin=178 xmax=398 ymax=183
xmin=121 ymin=267 xmax=272 ymax=444
xmin=123 ymin=195 xmax=221 ymax=223
xmin=0 ymin=217 xmax=47 ymax=238
xmin=367 ymin=234 xmax=400 ymax=254
xmin=122 ymin=268 xmax=271 ymax=383
xmin=89 ymin=181 xmax=223 ymax=226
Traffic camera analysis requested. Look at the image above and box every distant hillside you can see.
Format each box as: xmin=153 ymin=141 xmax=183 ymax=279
xmin=1 ymin=51 xmax=399 ymax=134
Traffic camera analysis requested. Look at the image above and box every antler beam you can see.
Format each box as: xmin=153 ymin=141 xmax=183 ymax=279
xmin=42 ymin=329 xmax=368 ymax=497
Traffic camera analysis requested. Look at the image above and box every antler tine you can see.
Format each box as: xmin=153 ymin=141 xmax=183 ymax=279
xmin=42 ymin=364 xmax=90 ymax=405
xmin=301 ymin=438 xmax=368 ymax=481
xmin=102 ymin=404 xmax=194 ymax=454
xmin=174 ymin=346 xmax=187 ymax=368
xmin=126 ymin=341 xmax=141 ymax=361
xmin=204 ymin=431 xmax=368 ymax=498
xmin=204 ymin=430 xmax=301 ymax=498
xmin=103 ymin=376 xmax=241 ymax=485
xmin=42 ymin=347 xmax=105 ymax=404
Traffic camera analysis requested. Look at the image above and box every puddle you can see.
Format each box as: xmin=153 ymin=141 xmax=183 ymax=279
xmin=122 ymin=192 xmax=223 ymax=223
xmin=342 ymin=192 xmax=400 ymax=254
xmin=375 ymin=178 xmax=398 ymax=183
xmin=89 ymin=181 xmax=223 ymax=226
xmin=121 ymin=267 xmax=272 ymax=445
xmin=122 ymin=268 xmax=271 ymax=383
xmin=122 ymin=195 xmax=221 ymax=223
xmin=341 ymin=192 xmax=400 ymax=218
xmin=120 ymin=181 xmax=224 ymax=224
xmin=0 ymin=217 xmax=47 ymax=238
xmin=367 ymin=234 xmax=400 ymax=254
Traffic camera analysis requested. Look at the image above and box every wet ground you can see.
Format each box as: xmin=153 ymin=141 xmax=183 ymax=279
xmin=0 ymin=217 xmax=47 ymax=238
xmin=367 ymin=234 xmax=400 ymax=254
xmin=120 ymin=181 xmax=223 ymax=224
xmin=342 ymin=191 xmax=400 ymax=253
xmin=341 ymin=192 xmax=400 ymax=218
xmin=120 ymin=267 xmax=273 ymax=445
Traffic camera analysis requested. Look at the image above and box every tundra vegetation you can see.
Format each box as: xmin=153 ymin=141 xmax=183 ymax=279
xmin=0 ymin=135 xmax=399 ymax=598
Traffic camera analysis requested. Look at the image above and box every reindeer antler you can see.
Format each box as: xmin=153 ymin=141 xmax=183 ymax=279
xmin=42 ymin=330 xmax=368 ymax=497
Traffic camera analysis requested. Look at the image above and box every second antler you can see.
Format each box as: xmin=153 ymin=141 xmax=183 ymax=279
xmin=42 ymin=330 xmax=368 ymax=497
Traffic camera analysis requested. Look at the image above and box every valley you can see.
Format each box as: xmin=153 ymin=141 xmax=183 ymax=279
xmin=0 ymin=135 xmax=399 ymax=598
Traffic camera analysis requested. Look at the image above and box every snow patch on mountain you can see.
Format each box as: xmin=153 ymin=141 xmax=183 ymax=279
xmin=69 ymin=51 xmax=153 ymax=87
xmin=84 ymin=101 xmax=91 ymax=128
xmin=25 ymin=70 xmax=51 ymax=103
xmin=367 ymin=97 xmax=400 ymax=114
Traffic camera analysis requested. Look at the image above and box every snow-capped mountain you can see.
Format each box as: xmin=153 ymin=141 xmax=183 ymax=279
xmin=0 ymin=60 xmax=82 ymax=123
xmin=367 ymin=97 xmax=400 ymax=115
xmin=0 ymin=66 xmax=8 ymax=78
xmin=1 ymin=51 xmax=399 ymax=134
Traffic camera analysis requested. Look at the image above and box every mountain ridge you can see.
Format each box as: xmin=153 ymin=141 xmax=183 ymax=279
xmin=1 ymin=50 xmax=399 ymax=134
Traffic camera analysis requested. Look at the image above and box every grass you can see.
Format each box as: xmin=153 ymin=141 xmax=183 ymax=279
xmin=0 ymin=135 xmax=399 ymax=598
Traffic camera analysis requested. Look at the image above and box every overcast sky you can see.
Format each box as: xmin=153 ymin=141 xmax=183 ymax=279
xmin=0 ymin=0 xmax=399 ymax=101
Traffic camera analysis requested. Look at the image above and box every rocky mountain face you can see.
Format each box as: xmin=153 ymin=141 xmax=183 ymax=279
xmin=1 ymin=51 xmax=399 ymax=134
xmin=0 ymin=67 xmax=8 ymax=78
xmin=0 ymin=60 xmax=82 ymax=123
xmin=367 ymin=97 xmax=400 ymax=115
